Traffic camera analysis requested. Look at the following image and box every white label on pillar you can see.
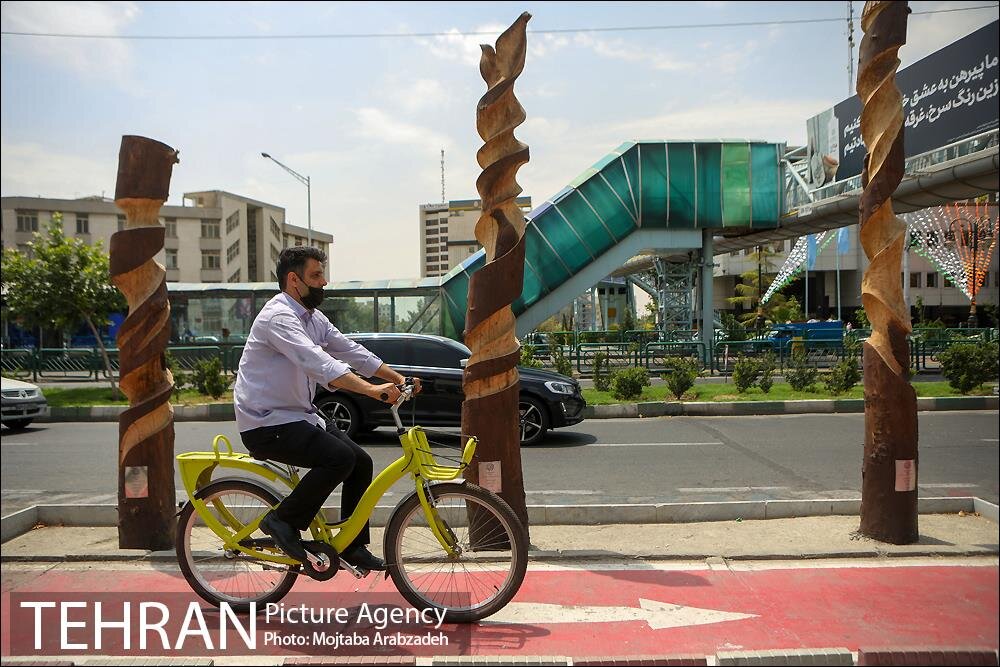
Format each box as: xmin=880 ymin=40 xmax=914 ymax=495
xmin=895 ymin=459 xmax=916 ymax=492
xmin=124 ymin=466 xmax=149 ymax=498
xmin=479 ymin=461 xmax=501 ymax=493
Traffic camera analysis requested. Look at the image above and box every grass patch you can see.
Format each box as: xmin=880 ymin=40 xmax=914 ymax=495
xmin=43 ymin=386 xmax=233 ymax=407
xmin=582 ymin=380 xmax=994 ymax=405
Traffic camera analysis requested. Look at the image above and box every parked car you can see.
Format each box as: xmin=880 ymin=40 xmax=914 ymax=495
xmin=1 ymin=376 xmax=49 ymax=429
xmin=313 ymin=333 xmax=586 ymax=445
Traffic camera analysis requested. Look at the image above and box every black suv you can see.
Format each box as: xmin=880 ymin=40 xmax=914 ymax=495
xmin=312 ymin=333 xmax=586 ymax=445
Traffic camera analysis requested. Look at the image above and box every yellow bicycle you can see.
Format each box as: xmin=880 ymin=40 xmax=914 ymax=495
xmin=174 ymin=382 xmax=527 ymax=622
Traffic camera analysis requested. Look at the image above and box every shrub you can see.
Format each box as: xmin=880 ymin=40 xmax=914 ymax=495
xmin=609 ymin=367 xmax=650 ymax=401
xmin=661 ymin=356 xmax=699 ymax=400
xmin=551 ymin=344 xmax=574 ymax=377
xmin=731 ymin=355 xmax=761 ymax=393
xmin=164 ymin=350 xmax=190 ymax=398
xmin=938 ymin=341 xmax=999 ymax=394
xmin=191 ymin=357 xmax=229 ymax=399
xmin=720 ymin=312 xmax=748 ymax=341
xmin=823 ymin=356 xmax=862 ymax=395
xmin=757 ymin=352 xmax=776 ymax=394
xmin=785 ymin=350 xmax=818 ymax=392
xmin=519 ymin=343 xmax=543 ymax=368
xmin=592 ymin=352 xmax=611 ymax=392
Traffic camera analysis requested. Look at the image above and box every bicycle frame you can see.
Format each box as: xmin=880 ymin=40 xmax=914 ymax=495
xmin=176 ymin=412 xmax=477 ymax=568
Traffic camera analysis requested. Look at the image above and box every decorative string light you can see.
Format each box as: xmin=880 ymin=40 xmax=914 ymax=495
xmin=903 ymin=202 xmax=998 ymax=301
xmin=761 ymin=231 xmax=835 ymax=304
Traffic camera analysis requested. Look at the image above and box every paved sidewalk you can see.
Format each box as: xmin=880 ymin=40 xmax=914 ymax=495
xmin=3 ymin=512 xmax=998 ymax=665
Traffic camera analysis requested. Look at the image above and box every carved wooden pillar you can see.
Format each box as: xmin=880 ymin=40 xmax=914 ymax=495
xmin=461 ymin=12 xmax=532 ymax=533
xmin=856 ymin=2 xmax=918 ymax=544
xmin=111 ymin=136 xmax=180 ymax=550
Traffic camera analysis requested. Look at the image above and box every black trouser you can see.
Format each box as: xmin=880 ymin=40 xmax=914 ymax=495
xmin=239 ymin=420 xmax=373 ymax=552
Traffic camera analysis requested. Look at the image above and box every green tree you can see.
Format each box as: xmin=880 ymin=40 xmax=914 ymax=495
xmin=1 ymin=214 xmax=126 ymax=396
xmin=726 ymin=245 xmax=781 ymax=328
xmin=620 ymin=307 xmax=636 ymax=334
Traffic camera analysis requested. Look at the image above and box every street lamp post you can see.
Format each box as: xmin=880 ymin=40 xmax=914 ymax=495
xmin=261 ymin=152 xmax=312 ymax=245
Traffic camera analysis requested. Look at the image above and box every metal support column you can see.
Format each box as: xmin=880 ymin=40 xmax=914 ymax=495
xmin=701 ymin=230 xmax=715 ymax=361
xmin=653 ymin=256 xmax=695 ymax=333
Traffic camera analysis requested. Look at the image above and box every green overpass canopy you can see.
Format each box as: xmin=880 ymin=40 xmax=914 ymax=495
xmin=442 ymin=140 xmax=784 ymax=337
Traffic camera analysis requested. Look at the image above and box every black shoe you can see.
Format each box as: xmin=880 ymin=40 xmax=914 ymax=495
xmin=260 ymin=512 xmax=309 ymax=563
xmin=341 ymin=545 xmax=386 ymax=571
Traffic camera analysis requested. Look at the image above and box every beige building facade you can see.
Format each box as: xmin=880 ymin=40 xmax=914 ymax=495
xmin=419 ymin=196 xmax=532 ymax=277
xmin=2 ymin=191 xmax=332 ymax=284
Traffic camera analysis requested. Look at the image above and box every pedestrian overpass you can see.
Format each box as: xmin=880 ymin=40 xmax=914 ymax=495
xmin=440 ymin=130 xmax=999 ymax=343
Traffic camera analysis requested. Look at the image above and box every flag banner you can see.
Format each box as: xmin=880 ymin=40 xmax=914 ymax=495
xmin=838 ymin=227 xmax=850 ymax=255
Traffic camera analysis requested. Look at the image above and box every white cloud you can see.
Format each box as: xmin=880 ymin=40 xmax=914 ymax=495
xmin=420 ymin=25 xmax=570 ymax=67
xmin=383 ymin=77 xmax=450 ymax=114
xmin=607 ymin=97 xmax=828 ymax=145
xmin=574 ymin=33 xmax=692 ymax=72
xmin=0 ymin=1 xmax=140 ymax=84
xmin=353 ymin=107 xmax=454 ymax=153
xmin=0 ymin=140 xmax=116 ymax=199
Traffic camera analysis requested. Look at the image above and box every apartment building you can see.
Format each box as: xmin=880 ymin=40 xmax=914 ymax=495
xmin=2 ymin=191 xmax=332 ymax=283
xmin=419 ymin=196 xmax=532 ymax=277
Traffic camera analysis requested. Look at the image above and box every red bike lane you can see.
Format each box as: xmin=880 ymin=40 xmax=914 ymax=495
xmin=2 ymin=560 xmax=997 ymax=659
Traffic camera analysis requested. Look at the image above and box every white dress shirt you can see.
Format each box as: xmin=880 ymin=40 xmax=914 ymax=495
xmin=234 ymin=292 xmax=383 ymax=432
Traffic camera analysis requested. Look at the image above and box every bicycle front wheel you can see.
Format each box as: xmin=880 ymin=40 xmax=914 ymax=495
xmin=384 ymin=482 xmax=528 ymax=623
xmin=176 ymin=479 xmax=299 ymax=613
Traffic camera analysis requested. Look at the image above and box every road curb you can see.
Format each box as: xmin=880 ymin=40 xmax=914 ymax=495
xmin=585 ymin=396 xmax=998 ymax=419
xmin=4 ymin=497 xmax=997 ymax=551
xmin=34 ymin=395 xmax=998 ymax=422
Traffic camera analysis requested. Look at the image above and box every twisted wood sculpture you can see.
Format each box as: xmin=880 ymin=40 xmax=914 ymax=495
xmin=462 ymin=12 xmax=531 ymax=531
xmin=111 ymin=136 xmax=180 ymax=549
xmin=856 ymin=1 xmax=917 ymax=544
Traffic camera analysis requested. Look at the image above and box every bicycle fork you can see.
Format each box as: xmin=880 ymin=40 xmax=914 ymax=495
xmin=416 ymin=478 xmax=461 ymax=558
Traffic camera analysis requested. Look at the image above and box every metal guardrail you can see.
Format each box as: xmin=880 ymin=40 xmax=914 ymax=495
xmin=575 ymin=342 xmax=640 ymax=373
xmin=644 ymin=341 xmax=708 ymax=372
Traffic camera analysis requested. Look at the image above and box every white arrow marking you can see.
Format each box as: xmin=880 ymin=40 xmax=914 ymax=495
xmin=483 ymin=598 xmax=758 ymax=629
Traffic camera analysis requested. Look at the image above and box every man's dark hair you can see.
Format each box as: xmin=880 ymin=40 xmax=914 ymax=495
xmin=277 ymin=246 xmax=327 ymax=290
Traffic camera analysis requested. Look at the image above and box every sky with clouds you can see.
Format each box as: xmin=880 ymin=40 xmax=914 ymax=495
xmin=2 ymin=1 xmax=997 ymax=281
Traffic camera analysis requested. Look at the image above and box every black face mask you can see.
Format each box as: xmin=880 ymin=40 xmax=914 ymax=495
xmin=296 ymin=280 xmax=325 ymax=309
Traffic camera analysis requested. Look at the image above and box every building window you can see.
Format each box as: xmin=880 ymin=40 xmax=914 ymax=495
xmin=270 ymin=216 xmax=281 ymax=239
xmin=228 ymin=268 xmax=241 ymax=283
xmin=76 ymin=214 xmax=89 ymax=234
xmin=202 ymin=250 xmax=221 ymax=269
xmin=161 ymin=217 xmax=176 ymax=238
xmin=226 ymin=211 xmax=240 ymax=234
xmin=202 ymin=220 xmax=221 ymax=239
xmin=118 ymin=214 xmax=126 ymax=232
xmin=165 ymin=248 xmax=178 ymax=269
xmin=909 ymin=272 xmax=921 ymax=288
xmin=271 ymin=245 xmax=280 ymax=264
xmin=15 ymin=211 xmax=39 ymax=232
xmin=226 ymin=240 xmax=241 ymax=263
xmin=926 ymin=272 xmax=938 ymax=288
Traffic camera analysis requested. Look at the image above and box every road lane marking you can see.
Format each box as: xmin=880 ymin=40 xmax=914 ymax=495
xmin=677 ymin=486 xmax=790 ymax=493
xmin=918 ymin=483 xmax=979 ymax=488
xmin=587 ymin=441 xmax=724 ymax=447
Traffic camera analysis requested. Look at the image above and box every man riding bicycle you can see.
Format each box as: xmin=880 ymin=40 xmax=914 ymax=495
xmin=234 ymin=246 xmax=421 ymax=571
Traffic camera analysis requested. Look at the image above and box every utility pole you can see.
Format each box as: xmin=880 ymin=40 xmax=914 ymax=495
xmin=848 ymin=1 xmax=856 ymax=94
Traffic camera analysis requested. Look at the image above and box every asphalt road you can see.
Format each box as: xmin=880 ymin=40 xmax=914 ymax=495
xmin=1 ymin=411 xmax=997 ymax=516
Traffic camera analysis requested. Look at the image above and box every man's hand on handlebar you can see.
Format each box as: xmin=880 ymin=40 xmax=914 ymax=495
xmin=407 ymin=377 xmax=423 ymax=395
xmin=371 ymin=382 xmax=402 ymax=404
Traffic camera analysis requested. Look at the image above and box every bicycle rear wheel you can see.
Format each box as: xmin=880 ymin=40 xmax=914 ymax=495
xmin=176 ymin=479 xmax=298 ymax=613
xmin=384 ymin=482 xmax=528 ymax=623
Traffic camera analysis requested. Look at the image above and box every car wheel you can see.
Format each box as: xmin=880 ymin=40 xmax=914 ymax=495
xmin=315 ymin=396 xmax=361 ymax=439
xmin=518 ymin=397 xmax=548 ymax=446
xmin=4 ymin=418 xmax=33 ymax=430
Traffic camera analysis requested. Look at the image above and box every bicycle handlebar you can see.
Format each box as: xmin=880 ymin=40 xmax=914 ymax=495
xmin=388 ymin=378 xmax=416 ymax=430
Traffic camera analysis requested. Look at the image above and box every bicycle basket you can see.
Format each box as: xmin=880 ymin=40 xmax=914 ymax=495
xmin=405 ymin=427 xmax=477 ymax=481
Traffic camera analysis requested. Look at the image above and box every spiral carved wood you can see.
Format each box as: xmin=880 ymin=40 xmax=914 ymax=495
xmin=111 ymin=135 xmax=180 ymax=550
xmin=461 ymin=12 xmax=531 ymax=530
xmin=857 ymin=1 xmax=918 ymax=544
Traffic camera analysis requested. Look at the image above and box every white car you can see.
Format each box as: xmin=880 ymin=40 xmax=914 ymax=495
xmin=1 ymin=376 xmax=49 ymax=429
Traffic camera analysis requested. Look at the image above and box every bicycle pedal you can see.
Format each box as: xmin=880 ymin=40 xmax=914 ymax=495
xmin=339 ymin=560 xmax=368 ymax=579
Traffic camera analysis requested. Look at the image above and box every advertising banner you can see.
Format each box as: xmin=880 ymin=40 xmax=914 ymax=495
xmin=806 ymin=20 xmax=999 ymax=188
